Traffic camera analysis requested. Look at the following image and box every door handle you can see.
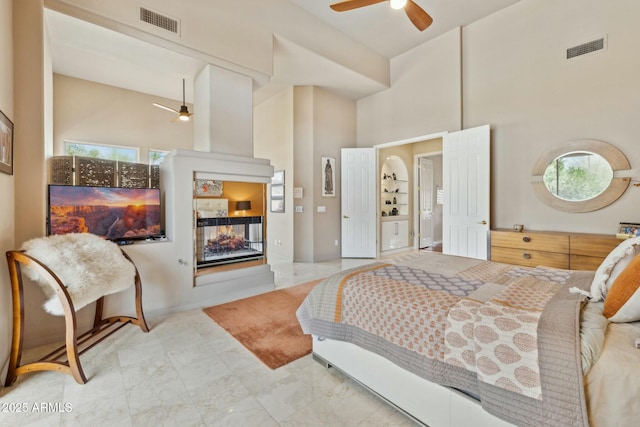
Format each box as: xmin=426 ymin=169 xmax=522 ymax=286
xmin=477 ymin=220 xmax=487 ymax=225
xmin=343 ymin=215 xmax=349 ymax=219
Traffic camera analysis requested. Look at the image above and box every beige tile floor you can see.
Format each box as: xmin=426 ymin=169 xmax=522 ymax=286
xmin=0 ymin=258 xmax=418 ymax=427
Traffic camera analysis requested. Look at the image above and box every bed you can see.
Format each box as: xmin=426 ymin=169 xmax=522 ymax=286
xmin=296 ymin=249 xmax=640 ymax=427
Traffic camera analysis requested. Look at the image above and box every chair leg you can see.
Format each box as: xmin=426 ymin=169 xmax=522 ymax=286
xmin=62 ymin=295 xmax=88 ymax=384
xmin=133 ymin=272 xmax=150 ymax=332
xmin=5 ymin=255 xmax=25 ymax=387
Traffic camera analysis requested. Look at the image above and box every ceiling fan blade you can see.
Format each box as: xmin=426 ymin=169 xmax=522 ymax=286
xmin=153 ymin=103 xmax=179 ymax=114
xmin=404 ymin=0 xmax=433 ymax=31
xmin=330 ymin=0 xmax=386 ymax=12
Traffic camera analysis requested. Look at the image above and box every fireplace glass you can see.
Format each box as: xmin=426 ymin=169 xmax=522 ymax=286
xmin=196 ymin=216 xmax=264 ymax=268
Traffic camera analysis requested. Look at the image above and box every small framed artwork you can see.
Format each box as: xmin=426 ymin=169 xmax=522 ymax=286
xmin=0 ymin=109 xmax=14 ymax=175
xmin=271 ymin=198 xmax=284 ymax=213
xmin=617 ymin=222 xmax=640 ymax=238
xmin=194 ymin=179 xmax=223 ymax=197
xmin=321 ymin=156 xmax=335 ymax=197
xmin=271 ymin=170 xmax=285 ymax=213
xmin=272 ymin=170 xmax=285 ymax=185
xmin=271 ymin=185 xmax=284 ymax=198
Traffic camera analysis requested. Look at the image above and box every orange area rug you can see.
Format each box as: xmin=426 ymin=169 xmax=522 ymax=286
xmin=202 ymin=279 xmax=322 ymax=369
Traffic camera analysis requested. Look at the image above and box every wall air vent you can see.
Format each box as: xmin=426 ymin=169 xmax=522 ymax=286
xmin=139 ymin=7 xmax=179 ymax=34
xmin=566 ymin=37 xmax=606 ymax=59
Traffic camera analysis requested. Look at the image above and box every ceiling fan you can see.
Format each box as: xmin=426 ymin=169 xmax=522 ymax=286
xmin=153 ymin=79 xmax=193 ymax=122
xmin=330 ymin=0 xmax=433 ymax=31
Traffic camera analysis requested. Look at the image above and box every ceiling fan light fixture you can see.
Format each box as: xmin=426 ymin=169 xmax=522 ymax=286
xmin=390 ymin=0 xmax=407 ymax=10
xmin=178 ymin=104 xmax=191 ymax=121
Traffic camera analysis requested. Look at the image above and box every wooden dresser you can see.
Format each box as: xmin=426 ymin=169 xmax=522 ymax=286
xmin=490 ymin=229 xmax=621 ymax=270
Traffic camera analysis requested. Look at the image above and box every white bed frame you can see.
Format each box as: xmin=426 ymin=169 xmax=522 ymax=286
xmin=312 ymin=335 xmax=515 ymax=427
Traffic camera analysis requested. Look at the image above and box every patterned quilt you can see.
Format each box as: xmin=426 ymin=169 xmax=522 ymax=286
xmin=296 ymin=251 xmax=594 ymax=427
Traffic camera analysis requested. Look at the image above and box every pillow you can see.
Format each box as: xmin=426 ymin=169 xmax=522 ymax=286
xmin=603 ymin=254 xmax=640 ymax=322
xmin=589 ymin=237 xmax=640 ymax=302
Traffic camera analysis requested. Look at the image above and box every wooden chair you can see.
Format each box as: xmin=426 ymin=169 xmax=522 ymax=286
xmin=4 ymin=249 xmax=149 ymax=385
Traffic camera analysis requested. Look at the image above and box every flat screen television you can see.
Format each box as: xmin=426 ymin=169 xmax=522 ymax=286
xmin=48 ymin=185 xmax=162 ymax=241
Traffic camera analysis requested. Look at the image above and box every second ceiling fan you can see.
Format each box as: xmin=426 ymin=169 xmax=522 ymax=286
xmin=153 ymin=79 xmax=193 ymax=122
xmin=330 ymin=0 xmax=433 ymax=31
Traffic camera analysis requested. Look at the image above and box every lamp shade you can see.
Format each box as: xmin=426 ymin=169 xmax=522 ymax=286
xmin=236 ymin=201 xmax=251 ymax=211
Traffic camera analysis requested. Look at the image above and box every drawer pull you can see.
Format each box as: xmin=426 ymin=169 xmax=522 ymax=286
xmin=522 ymin=253 xmax=531 ymax=260
xmin=522 ymin=236 xmax=531 ymax=243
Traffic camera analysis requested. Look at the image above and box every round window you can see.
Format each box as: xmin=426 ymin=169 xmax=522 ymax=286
xmin=542 ymin=151 xmax=613 ymax=201
xmin=531 ymin=139 xmax=631 ymax=213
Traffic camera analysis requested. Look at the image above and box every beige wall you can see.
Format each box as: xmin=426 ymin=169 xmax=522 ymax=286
xmin=312 ymin=87 xmax=356 ymax=261
xmin=54 ymin=75 xmax=193 ymax=161
xmin=0 ymin=0 xmax=14 ymax=386
xmin=297 ymin=86 xmax=359 ymax=262
xmin=462 ymin=0 xmax=640 ymax=233
xmin=254 ymin=87 xmax=294 ymax=263
xmin=357 ymin=0 xmax=640 ymax=235
xmin=357 ymin=28 xmax=462 ymax=146
xmin=293 ymin=86 xmax=314 ymax=262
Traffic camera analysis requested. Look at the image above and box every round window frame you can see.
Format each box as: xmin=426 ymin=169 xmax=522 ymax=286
xmin=531 ymin=139 xmax=630 ymax=213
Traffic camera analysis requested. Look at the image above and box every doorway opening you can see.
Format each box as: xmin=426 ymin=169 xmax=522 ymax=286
xmin=415 ymin=153 xmax=443 ymax=251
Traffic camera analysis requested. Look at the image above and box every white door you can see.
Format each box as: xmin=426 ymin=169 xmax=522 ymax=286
xmin=418 ymin=157 xmax=434 ymax=249
xmin=341 ymin=148 xmax=377 ymax=258
xmin=442 ymin=125 xmax=490 ymax=259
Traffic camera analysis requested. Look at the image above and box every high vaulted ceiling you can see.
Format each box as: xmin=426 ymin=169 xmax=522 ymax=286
xmin=291 ymin=0 xmax=521 ymax=59
xmin=45 ymin=0 xmax=521 ymax=104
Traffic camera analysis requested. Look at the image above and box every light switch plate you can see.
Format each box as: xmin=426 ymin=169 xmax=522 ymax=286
xmin=295 ymin=205 xmax=303 ymax=213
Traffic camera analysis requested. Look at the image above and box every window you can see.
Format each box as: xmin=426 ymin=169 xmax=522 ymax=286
xmin=542 ymin=151 xmax=613 ymax=201
xmin=531 ymin=139 xmax=631 ymax=213
xmin=149 ymin=149 xmax=169 ymax=165
xmin=65 ymin=141 xmax=138 ymax=163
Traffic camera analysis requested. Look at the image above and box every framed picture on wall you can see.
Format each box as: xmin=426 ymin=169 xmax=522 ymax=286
xmin=271 ymin=198 xmax=284 ymax=213
xmin=617 ymin=222 xmax=640 ymax=238
xmin=270 ymin=170 xmax=285 ymax=213
xmin=194 ymin=179 xmax=223 ymax=197
xmin=0 ymin=109 xmax=14 ymax=175
xmin=321 ymin=156 xmax=335 ymax=197
xmin=272 ymin=170 xmax=285 ymax=185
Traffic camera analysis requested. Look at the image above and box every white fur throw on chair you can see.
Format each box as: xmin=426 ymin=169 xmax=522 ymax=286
xmin=21 ymin=233 xmax=136 ymax=316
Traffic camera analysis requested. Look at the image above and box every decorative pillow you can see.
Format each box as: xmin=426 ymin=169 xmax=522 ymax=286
xmin=603 ymin=254 xmax=640 ymax=322
xmin=589 ymin=237 xmax=640 ymax=302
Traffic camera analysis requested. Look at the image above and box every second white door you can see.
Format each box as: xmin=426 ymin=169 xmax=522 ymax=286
xmin=442 ymin=125 xmax=491 ymax=260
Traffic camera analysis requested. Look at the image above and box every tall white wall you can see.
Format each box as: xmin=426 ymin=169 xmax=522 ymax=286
xmin=194 ymin=64 xmax=254 ymax=157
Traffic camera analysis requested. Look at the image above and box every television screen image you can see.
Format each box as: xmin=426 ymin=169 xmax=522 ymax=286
xmin=48 ymin=185 xmax=161 ymax=241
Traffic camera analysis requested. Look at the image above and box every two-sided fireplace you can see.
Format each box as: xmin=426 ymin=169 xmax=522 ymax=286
xmin=195 ymin=216 xmax=264 ymax=268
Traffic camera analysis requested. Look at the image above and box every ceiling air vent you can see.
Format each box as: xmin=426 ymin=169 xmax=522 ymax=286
xmin=139 ymin=7 xmax=179 ymax=34
xmin=566 ymin=37 xmax=606 ymax=59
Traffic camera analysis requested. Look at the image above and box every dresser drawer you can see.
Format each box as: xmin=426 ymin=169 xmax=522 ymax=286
xmin=570 ymin=254 xmax=606 ymax=271
xmin=491 ymin=230 xmax=569 ymax=253
xmin=491 ymin=247 xmax=570 ymax=269
xmin=570 ymin=235 xmax=620 ymax=258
